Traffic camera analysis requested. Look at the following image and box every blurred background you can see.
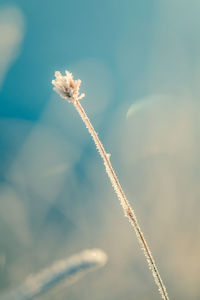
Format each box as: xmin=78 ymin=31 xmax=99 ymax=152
xmin=0 ymin=0 xmax=200 ymax=299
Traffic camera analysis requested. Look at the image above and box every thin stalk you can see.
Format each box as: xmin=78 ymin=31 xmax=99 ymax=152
xmin=73 ymin=99 xmax=169 ymax=300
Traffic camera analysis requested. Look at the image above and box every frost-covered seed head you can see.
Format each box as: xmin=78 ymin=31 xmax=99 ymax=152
xmin=52 ymin=70 xmax=85 ymax=102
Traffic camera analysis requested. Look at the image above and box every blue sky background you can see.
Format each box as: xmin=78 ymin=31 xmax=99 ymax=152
xmin=0 ymin=0 xmax=159 ymax=120
xmin=0 ymin=1 xmax=200 ymax=299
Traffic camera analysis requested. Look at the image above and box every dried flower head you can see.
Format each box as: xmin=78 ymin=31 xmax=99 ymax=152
xmin=52 ymin=70 xmax=85 ymax=102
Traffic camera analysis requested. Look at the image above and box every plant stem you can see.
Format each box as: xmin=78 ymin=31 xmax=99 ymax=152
xmin=73 ymin=99 xmax=169 ymax=300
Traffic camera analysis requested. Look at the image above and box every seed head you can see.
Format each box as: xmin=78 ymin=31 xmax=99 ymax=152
xmin=52 ymin=70 xmax=85 ymax=102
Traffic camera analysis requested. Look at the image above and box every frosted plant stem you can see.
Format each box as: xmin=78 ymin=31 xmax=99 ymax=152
xmin=51 ymin=70 xmax=169 ymax=299
xmin=73 ymin=99 xmax=169 ymax=300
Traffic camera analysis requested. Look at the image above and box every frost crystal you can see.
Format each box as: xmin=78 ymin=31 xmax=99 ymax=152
xmin=52 ymin=70 xmax=85 ymax=102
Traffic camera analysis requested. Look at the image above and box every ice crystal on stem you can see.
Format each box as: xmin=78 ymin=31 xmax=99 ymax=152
xmin=52 ymin=70 xmax=170 ymax=300
xmin=52 ymin=70 xmax=85 ymax=102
